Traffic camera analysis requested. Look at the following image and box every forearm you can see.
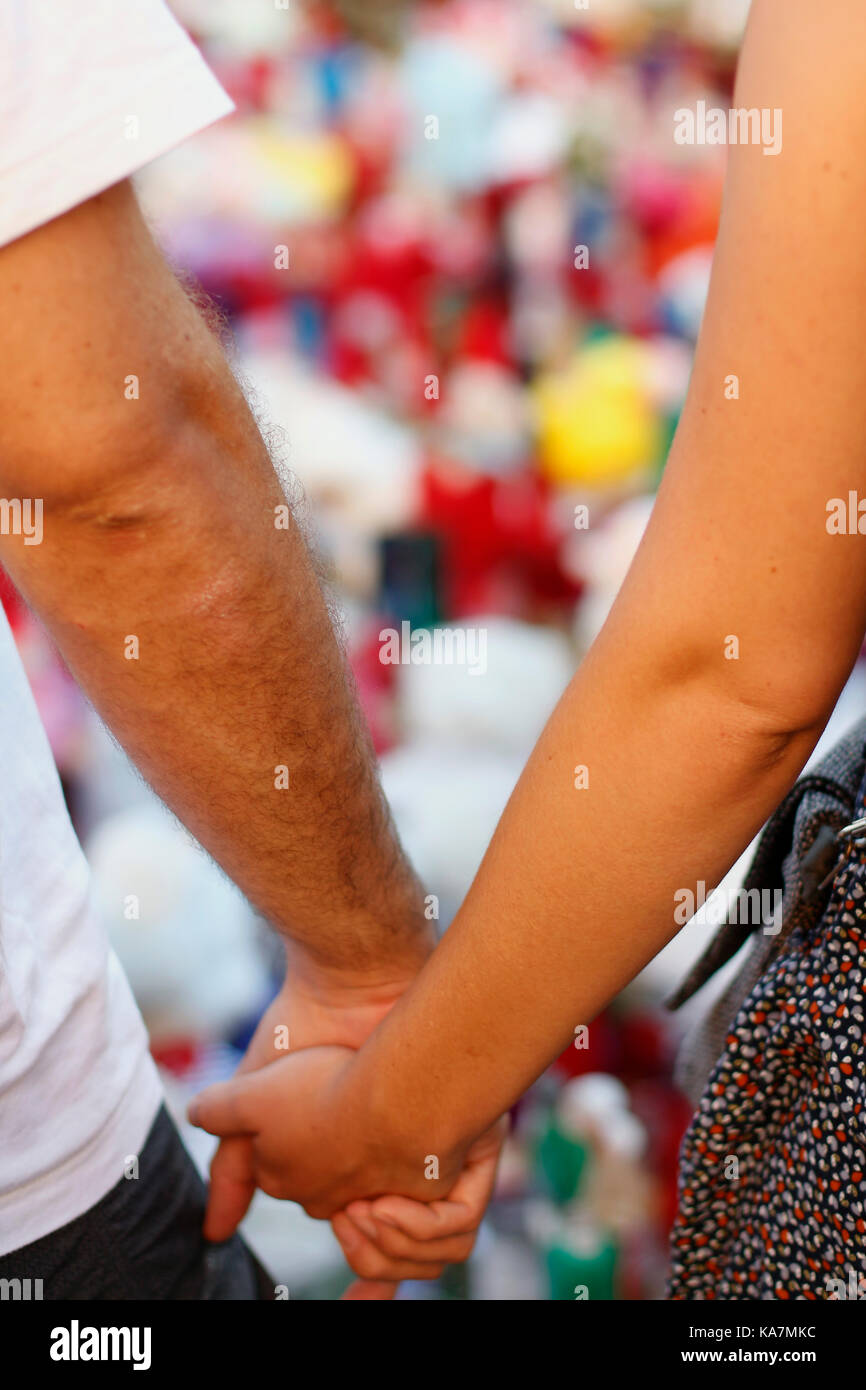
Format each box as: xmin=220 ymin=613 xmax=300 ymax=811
xmin=345 ymin=0 xmax=866 ymax=1162
xmin=348 ymin=650 xmax=823 ymax=1157
xmin=187 ymin=634 xmax=835 ymax=1220
xmin=1 ymin=357 xmax=431 ymax=981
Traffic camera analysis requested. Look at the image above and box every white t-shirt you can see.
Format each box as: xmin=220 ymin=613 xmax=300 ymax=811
xmin=0 ymin=0 xmax=233 ymax=1254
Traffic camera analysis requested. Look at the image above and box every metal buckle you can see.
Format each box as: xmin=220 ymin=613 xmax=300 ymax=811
xmin=816 ymin=817 xmax=866 ymax=894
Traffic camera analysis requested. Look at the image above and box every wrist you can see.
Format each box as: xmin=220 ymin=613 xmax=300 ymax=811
xmin=282 ymin=923 xmax=436 ymax=1005
xmin=352 ymin=1011 xmax=473 ymax=1178
xmin=334 ymin=1048 xmax=465 ymax=1201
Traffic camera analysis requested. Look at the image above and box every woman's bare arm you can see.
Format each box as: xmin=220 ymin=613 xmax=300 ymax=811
xmin=345 ymin=0 xmax=866 ymax=1160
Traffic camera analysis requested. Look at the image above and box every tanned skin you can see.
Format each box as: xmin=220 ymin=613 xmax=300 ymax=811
xmin=188 ymin=0 xmax=866 ymax=1291
xmin=0 ymin=182 xmax=499 ymax=1297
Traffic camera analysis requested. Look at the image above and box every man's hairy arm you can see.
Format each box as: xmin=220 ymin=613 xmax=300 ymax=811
xmin=0 ymin=182 xmax=431 ymax=982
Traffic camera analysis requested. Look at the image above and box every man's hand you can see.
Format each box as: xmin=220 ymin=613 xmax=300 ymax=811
xmin=332 ymin=1121 xmax=506 ymax=1296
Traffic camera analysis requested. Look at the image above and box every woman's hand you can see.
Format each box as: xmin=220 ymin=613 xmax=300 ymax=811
xmin=332 ymin=1119 xmax=507 ymax=1297
xmin=189 ymin=1042 xmax=506 ymax=1297
xmin=198 ymin=950 xmax=429 ymax=1241
xmin=189 ymin=1042 xmax=489 ymax=1214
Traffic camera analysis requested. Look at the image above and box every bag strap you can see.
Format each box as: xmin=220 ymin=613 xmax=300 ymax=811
xmin=666 ymin=772 xmax=856 ymax=1011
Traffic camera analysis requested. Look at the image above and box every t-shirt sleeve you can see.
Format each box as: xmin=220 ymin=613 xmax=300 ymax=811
xmin=0 ymin=0 xmax=234 ymax=249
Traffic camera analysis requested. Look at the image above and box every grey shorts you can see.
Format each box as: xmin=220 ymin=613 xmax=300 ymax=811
xmin=0 ymin=1104 xmax=275 ymax=1300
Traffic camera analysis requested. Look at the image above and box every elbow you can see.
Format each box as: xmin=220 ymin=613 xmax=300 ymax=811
xmin=0 ymin=338 xmax=231 ymax=526
xmin=685 ymin=657 xmax=845 ymax=775
xmin=0 ymin=406 xmax=184 ymax=528
xmin=620 ymin=627 xmax=844 ymax=775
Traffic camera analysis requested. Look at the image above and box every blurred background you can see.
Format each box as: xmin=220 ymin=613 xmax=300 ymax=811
xmin=6 ymin=0 xmax=866 ymax=1298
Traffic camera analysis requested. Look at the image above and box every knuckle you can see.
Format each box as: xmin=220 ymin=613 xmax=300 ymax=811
xmin=376 ymin=1225 xmax=409 ymax=1257
xmin=353 ymin=1248 xmax=387 ymax=1281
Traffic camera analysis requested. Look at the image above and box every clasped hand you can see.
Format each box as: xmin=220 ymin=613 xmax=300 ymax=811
xmin=187 ymin=969 xmax=505 ymax=1297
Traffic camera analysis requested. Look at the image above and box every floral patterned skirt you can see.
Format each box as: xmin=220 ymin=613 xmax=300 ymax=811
xmin=669 ymin=742 xmax=866 ymax=1300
